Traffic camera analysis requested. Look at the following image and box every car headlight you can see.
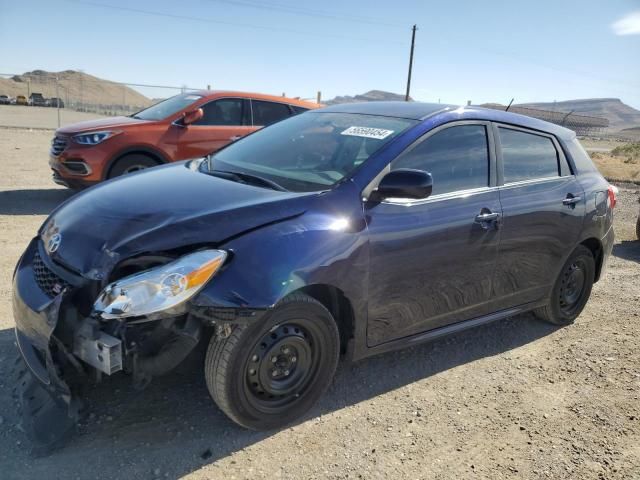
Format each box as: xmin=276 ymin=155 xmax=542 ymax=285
xmin=73 ymin=130 xmax=118 ymax=145
xmin=94 ymin=250 xmax=227 ymax=319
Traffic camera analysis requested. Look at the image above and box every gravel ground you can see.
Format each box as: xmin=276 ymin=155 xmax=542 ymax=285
xmin=0 ymin=128 xmax=639 ymax=479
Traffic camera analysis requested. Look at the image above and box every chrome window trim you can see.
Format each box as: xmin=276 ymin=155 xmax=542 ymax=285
xmin=500 ymin=174 xmax=575 ymax=190
xmin=381 ymin=185 xmax=499 ymax=207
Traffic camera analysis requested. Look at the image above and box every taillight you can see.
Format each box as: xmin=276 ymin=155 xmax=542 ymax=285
xmin=607 ymin=185 xmax=618 ymax=209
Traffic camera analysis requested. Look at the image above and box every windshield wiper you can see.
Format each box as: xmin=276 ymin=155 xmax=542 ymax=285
xmin=205 ymin=169 xmax=287 ymax=191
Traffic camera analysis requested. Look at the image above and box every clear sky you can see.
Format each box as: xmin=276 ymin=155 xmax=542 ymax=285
xmin=1 ymin=0 xmax=639 ymax=108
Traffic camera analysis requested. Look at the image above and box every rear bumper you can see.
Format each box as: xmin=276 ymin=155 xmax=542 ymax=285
xmin=599 ymin=224 xmax=615 ymax=280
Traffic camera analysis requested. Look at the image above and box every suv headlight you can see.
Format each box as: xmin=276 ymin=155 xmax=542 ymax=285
xmin=73 ymin=130 xmax=118 ymax=145
xmin=94 ymin=250 xmax=227 ymax=319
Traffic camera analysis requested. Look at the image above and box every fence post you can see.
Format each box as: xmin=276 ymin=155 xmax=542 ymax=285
xmin=56 ymin=77 xmax=61 ymax=128
xmin=316 ymin=91 xmax=321 ymax=104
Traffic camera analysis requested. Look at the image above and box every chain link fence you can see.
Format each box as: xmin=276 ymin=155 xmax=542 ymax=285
xmin=0 ymin=71 xmax=204 ymax=115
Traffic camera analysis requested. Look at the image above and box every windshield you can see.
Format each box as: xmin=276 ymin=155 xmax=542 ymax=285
xmin=205 ymin=112 xmax=416 ymax=192
xmin=132 ymin=93 xmax=203 ymax=121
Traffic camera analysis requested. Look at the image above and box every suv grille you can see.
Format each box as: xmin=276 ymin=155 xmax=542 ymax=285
xmin=33 ymin=251 xmax=70 ymax=297
xmin=51 ymin=136 xmax=68 ymax=156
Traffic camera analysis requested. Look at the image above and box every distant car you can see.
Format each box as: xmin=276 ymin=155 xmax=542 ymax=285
xmin=0 ymin=95 xmax=10 ymax=105
xmin=29 ymin=93 xmax=47 ymax=107
xmin=48 ymin=90 xmax=320 ymax=189
xmin=47 ymin=97 xmax=64 ymax=108
xmin=15 ymin=95 xmax=28 ymax=106
xmin=13 ymin=101 xmax=616 ymax=451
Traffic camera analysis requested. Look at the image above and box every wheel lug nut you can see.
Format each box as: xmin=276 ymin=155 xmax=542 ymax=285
xmin=282 ymin=347 xmax=290 ymax=354
xmin=291 ymin=356 xmax=297 ymax=363
xmin=284 ymin=370 xmax=290 ymax=376
xmin=271 ymin=356 xmax=278 ymax=363
xmin=249 ymin=369 xmax=256 ymax=375
xmin=251 ymin=355 xmax=258 ymax=362
xmin=271 ymin=370 xmax=278 ymax=377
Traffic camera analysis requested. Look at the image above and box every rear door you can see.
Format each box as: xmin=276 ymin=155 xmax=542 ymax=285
xmin=492 ymin=124 xmax=585 ymax=309
xmin=174 ymin=98 xmax=254 ymax=159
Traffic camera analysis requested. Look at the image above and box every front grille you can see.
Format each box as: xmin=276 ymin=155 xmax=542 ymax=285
xmin=50 ymin=136 xmax=68 ymax=156
xmin=33 ymin=251 xmax=70 ymax=297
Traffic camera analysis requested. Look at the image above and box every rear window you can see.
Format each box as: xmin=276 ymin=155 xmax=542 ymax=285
xmin=499 ymin=128 xmax=559 ymax=183
xmin=252 ymin=100 xmax=291 ymax=126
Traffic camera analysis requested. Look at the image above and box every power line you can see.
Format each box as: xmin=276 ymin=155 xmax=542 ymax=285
xmin=67 ymin=0 xmax=407 ymax=45
xmin=201 ymin=0 xmax=405 ymax=27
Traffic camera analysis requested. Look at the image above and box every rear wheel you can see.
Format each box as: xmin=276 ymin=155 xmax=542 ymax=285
xmin=205 ymin=293 xmax=340 ymax=430
xmin=534 ymin=245 xmax=595 ymax=325
xmin=108 ymin=154 xmax=159 ymax=179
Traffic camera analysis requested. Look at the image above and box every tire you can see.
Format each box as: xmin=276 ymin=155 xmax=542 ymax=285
xmin=108 ymin=154 xmax=159 ymax=179
xmin=205 ymin=292 xmax=340 ymax=430
xmin=534 ymin=245 xmax=595 ymax=325
xmin=636 ymin=215 xmax=640 ymax=240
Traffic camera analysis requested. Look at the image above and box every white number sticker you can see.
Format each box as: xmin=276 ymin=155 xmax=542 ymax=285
xmin=340 ymin=126 xmax=394 ymax=140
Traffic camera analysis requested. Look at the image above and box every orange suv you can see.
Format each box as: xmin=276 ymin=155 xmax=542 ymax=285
xmin=49 ymin=91 xmax=319 ymax=189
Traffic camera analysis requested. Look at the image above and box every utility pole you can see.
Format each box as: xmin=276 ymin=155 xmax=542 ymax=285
xmin=405 ymin=24 xmax=417 ymax=101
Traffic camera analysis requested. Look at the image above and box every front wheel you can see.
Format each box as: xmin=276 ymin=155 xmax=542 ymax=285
xmin=205 ymin=293 xmax=340 ymax=430
xmin=108 ymin=154 xmax=159 ymax=179
xmin=534 ymin=245 xmax=595 ymax=325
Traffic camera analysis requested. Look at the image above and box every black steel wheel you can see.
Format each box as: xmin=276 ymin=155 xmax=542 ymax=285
xmin=534 ymin=245 xmax=595 ymax=325
xmin=205 ymin=292 xmax=340 ymax=430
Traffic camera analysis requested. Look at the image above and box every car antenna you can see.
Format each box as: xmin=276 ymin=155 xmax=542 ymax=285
xmin=505 ymin=98 xmax=514 ymax=112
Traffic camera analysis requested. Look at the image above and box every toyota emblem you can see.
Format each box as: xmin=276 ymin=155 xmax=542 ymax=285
xmin=47 ymin=233 xmax=62 ymax=254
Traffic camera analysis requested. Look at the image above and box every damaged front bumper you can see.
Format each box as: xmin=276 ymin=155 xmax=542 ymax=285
xmin=12 ymin=239 xmax=82 ymax=453
xmin=12 ymin=239 xmax=212 ymax=452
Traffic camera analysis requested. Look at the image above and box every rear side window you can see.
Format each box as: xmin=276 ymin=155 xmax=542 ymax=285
xmin=252 ymin=100 xmax=291 ymax=126
xmin=499 ymin=128 xmax=560 ymax=183
xmin=195 ymin=98 xmax=246 ymax=126
xmin=290 ymin=105 xmax=309 ymax=115
xmin=392 ymin=124 xmax=489 ymax=196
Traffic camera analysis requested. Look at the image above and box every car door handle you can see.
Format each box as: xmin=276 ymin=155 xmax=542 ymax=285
xmin=562 ymin=195 xmax=582 ymax=206
xmin=474 ymin=211 xmax=500 ymax=229
xmin=229 ymin=135 xmax=242 ymax=141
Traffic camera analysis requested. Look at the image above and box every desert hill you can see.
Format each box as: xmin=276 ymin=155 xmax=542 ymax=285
xmin=0 ymin=70 xmax=152 ymax=108
xmin=517 ymin=98 xmax=640 ymax=130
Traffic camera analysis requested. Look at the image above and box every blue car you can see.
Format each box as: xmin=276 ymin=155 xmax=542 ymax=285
xmin=12 ymin=101 xmax=616 ymax=450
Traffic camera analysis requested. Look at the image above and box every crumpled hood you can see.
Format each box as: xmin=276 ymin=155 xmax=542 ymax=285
xmin=42 ymin=162 xmax=312 ymax=278
xmin=56 ymin=116 xmax=153 ymax=134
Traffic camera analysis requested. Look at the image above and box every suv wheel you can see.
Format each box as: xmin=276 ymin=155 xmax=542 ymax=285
xmin=534 ymin=245 xmax=595 ymax=325
xmin=109 ymin=154 xmax=159 ymax=178
xmin=204 ymin=293 xmax=340 ymax=430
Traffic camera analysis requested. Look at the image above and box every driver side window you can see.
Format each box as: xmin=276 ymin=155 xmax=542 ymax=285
xmin=392 ymin=124 xmax=489 ymax=196
xmin=193 ymin=98 xmax=246 ymax=126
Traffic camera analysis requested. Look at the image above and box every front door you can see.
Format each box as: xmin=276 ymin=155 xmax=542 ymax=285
xmin=174 ymin=98 xmax=255 ymax=159
xmin=366 ymin=122 xmax=502 ymax=346
xmin=491 ymin=125 xmax=586 ymax=309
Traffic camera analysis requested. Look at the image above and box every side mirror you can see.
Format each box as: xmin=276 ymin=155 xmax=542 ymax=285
xmin=369 ymin=169 xmax=433 ymax=202
xmin=182 ymin=108 xmax=204 ymax=126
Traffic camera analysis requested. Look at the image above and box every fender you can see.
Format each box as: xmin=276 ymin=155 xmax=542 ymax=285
xmin=190 ymin=180 xmax=370 ymax=355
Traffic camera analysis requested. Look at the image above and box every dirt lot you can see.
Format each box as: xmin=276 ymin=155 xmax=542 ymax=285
xmin=0 ymin=127 xmax=639 ymax=480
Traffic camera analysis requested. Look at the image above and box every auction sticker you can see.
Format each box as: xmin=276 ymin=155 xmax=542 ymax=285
xmin=341 ymin=126 xmax=394 ymax=140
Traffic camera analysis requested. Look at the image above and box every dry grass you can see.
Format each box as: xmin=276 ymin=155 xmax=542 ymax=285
xmin=590 ymin=142 xmax=640 ymax=183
